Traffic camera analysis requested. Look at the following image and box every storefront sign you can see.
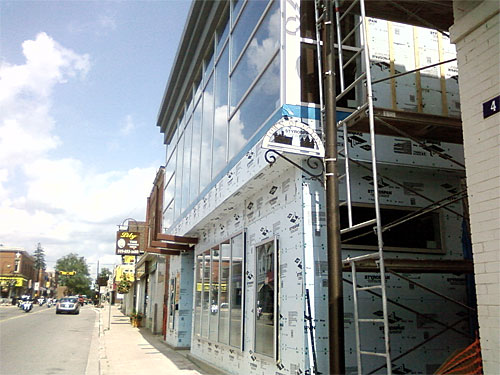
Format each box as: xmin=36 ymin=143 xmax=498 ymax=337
xmin=262 ymin=117 xmax=325 ymax=157
xmin=116 ymin=231 xmax=141 ymax=255
xmin=0 ymin=276 xmax=25 ymax=287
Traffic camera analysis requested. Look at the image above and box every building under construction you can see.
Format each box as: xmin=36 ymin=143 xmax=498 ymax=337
xmin=150 ymin=0 xmax=499 ymax=374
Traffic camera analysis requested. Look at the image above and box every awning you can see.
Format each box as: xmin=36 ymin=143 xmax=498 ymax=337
xmin=144 ymin=233 xmax=198 ymax=256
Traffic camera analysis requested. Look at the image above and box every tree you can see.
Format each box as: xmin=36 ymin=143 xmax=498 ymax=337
xmin=97 ymin=267 xmax=112 ymax=287
xmin=34 ymin=242 xmax=46 ymax=270
xmin=99 ymin=267 xmax=112 ymax=279
xmin=55 ymin=253 xmax=92 ymax=296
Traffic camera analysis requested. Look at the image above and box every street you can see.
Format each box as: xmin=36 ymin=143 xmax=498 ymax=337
xmin=0 ymin=304 xmax=97 ymax=375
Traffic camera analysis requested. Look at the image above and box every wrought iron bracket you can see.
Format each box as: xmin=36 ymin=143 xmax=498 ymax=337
xmin=264 ymin=149 xmax=324 ymax=182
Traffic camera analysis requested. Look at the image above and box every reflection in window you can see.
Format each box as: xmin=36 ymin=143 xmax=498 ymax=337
xmin=174 ymin=135 xmax=183 ymax=218
xmin=232 ymin=0 xmax=244 ymax=26
xmin=163 ymin=199 xmax=174 ymax=230
xmin=197 ymin=233 xmax=244 ymax=348
xmin=228 ymin=55 xmax=280 ymax=161
xmin=209 ymin=247 xmax=220 ymax=341
xmin=181 ymin=117 xmax=192 ymax=212
xmin=201 ymin=250 xmax=211 ymax=338
xmin=216 ymin=10 xmax=230 ymax=57
xmin=165 ymin=163 xmax=175 ymax=204
xmin=219 ymin=241 xmax=231 ymax=345
xmin=230 ymin=233 xmax=244 ymax=348
xmin=255 ymin=239 xmax=275 ymax=357
xmin=200 ymin=76 xmax=214 ymax=193
xmin=205 ymin=50 xmax=215 ymax=81
xmin=194 ymin=254 xmax=203 ymax=336
xmin=231 ymin=0 xmax=270 ymax=68
xmin=230 ymin=0 xmax=279 ymax=108
xmin=164 ymin=146 xmax=176 ymax=189
xmin=213 ymin=45 xmax=229 ymax=178
xmin=190 ymin=101 xmax=202 ymax=203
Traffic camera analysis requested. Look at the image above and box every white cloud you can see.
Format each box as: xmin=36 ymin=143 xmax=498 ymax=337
xmin=120 ymin=114 xmax=135 ymax=135
xmin=98 ymin=15 xmax=117 ymax=31
xmin=0 ymin=32 xmax=89 ymax=169
xmin=0 ymin=33 xmax=156 ymax=272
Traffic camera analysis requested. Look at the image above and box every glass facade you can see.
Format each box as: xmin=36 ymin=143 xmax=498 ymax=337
xmin=163 ymin=0 xmax=280 ymax=226
xmin=193 ymin=233 xmax=245 ymax=349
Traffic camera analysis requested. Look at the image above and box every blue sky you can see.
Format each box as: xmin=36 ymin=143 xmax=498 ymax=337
xmin=0 ymin=0 xmax=190 ymax=276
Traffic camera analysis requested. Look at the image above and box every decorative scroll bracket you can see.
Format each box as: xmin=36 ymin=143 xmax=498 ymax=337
xmin=264 ymin=149 xmax=324 ymax=183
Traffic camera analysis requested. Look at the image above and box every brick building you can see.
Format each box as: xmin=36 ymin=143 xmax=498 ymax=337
xmin=0 ymin=245 xmax=36 ymax=300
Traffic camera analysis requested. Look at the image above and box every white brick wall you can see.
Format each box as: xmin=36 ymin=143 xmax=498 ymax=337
xmin=451 ymin=1 xmax=500 ymax=373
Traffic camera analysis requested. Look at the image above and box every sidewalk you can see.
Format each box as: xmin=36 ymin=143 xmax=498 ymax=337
xmin=88 ymin=304 xmax=211 ymax=375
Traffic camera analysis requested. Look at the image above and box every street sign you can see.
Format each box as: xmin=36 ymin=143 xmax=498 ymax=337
xmin=116 ymin=230 xmax=141 ymax=255
xmin=262 ymin=116 xmax=325 ymax=157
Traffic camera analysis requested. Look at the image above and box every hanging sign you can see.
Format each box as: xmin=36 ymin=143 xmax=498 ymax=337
xmin=262 ymin=117 xmax=325 ymax=157
xmin=116 ymin=231 xmax=141 ymax=255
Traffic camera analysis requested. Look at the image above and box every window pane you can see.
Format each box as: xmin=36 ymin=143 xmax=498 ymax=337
xmin=219 ymin=241 xmax=231 ymax=345
xmin=228 ymin=55 xmax=280 ymax=161
xmin=232 ymin=0 xmax=244 ymax=26
xmin=209 ymin=247 xmax=220 ymax=341
xmin=231 ymin=0 xmax=270 ymax=68
xmin=205 ymin=49 xmax=215 ymax=80
xmin=181 ymin=117 xmax=192 ymax=212
xmin=174 ymin=135 xmax=183 ymax=218
xmin=201 ymin=250 xmax=211 ymax=338
xmin=255 ymin=240 xmax=274 ymax=357
xmin=163 ymin=199 xmax=174 ymax=231
xmin=165 ymin=145 xmax=176 ymax=186
xmin=216 ymin=11 xmax=230 ymax=56
xmin=301 ymin=43 xmax=320 ymax=104
xmin=165 ymin=145 xmax=176 ymax=206
xmin=213 ymin=45 xmax=229 ymax=178
xmin=230 ymin=1 xmax=280 ymax=108
xmin=190 ymin=101 xmax=202 ymax=202
xmin=194 ymin=253 xmax=203 ymax=336
xmin=229 ymin=233 xmax=244 ymax=348
xmin=200 ymin=76 xmax=214 ymax=192
xmin=340 ymin=206 xmax=443 ymax=252
xmin=169 ymin=126 xmax=179 ymax=156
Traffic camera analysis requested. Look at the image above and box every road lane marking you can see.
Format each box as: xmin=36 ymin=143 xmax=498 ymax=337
xmin=0 ymin=307 xmax=58 ymax=322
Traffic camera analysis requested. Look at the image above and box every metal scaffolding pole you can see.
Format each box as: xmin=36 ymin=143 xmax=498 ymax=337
xmin=324 ymin=1 xmax=345 ymax=373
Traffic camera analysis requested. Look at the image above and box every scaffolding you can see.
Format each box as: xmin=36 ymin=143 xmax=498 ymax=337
xmin=313 ymin=0 xmax=476 ymax=374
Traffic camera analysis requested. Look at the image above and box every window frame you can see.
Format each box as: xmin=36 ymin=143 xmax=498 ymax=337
xmin=193 ymin=231 xmax=246 ymax=351
xmin=253 ymin=236 xmax=279 ymax=359
xmin=340 ymin=203 xmax=445 ymax=254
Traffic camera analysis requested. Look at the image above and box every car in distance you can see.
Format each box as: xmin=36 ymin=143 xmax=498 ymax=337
xmin=56 ymin=296 xmax=80 ymax=315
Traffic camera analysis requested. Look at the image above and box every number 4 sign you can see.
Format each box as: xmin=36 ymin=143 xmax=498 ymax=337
xmin=483 ymin=95 xmax=500 ymax=119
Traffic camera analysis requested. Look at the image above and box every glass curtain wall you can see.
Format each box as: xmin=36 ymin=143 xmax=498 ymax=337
xmin=162 ymin=0 xmax=280 ymax=228
xmin=192 ymin=233 xmax=244 ymax=350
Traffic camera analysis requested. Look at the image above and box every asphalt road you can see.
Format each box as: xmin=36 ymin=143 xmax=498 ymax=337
xmin=0 ymin=303 xmax=97 ymax=375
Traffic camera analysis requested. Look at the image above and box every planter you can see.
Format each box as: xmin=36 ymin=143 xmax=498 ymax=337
xmin=132 ymin=318 xmax=142 ymax=327
xmin=131 ymin=317 xmax=143 ymax=327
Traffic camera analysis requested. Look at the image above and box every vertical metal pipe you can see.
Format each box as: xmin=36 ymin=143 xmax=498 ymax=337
xmin=351 ymin=262 xmax=362 ymax=375
xmin=324 ymin=1 xmax=345 ymax=373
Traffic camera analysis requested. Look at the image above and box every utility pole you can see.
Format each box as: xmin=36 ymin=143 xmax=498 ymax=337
xmin=324 ymin=0 xmax=345 ymax=373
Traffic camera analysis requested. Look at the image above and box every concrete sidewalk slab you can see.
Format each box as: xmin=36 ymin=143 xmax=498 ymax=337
xmin=97 ymin=305 xmax=208 ymax=375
